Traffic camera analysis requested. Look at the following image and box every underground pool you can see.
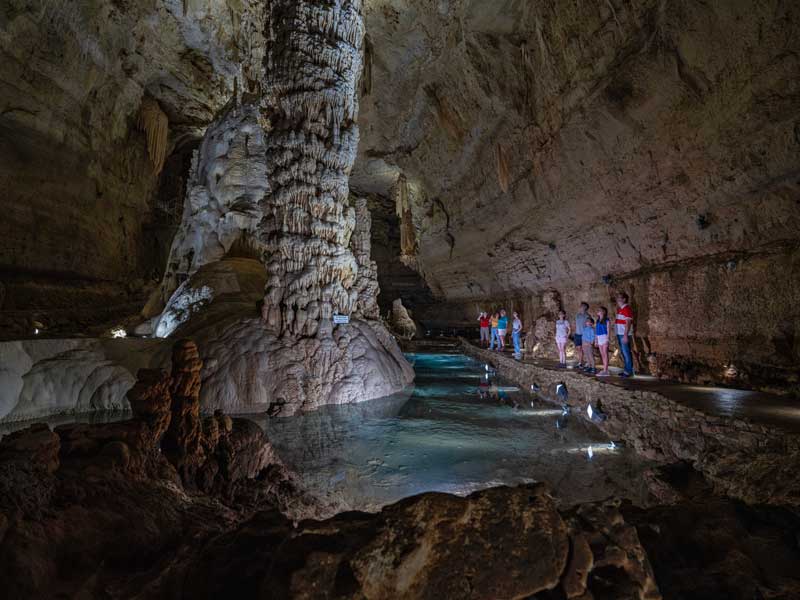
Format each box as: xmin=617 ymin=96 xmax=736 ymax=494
xmin=259 ymin=353 xmax=655 ymax=512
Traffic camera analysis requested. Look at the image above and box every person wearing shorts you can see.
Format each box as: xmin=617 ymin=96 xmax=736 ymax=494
xmin=595 ymin=307 xmax=611 ymax=376
xmin=478 ymin=312 xmax=490 ymax=347
xmin=574 ymin=302 xmax=590 ymax=368
xmin=490 ymin=312 xmax=500 ymax=350
xmin=496 ymin=310 xmax=508 ymax=350
xmin=555 ymin=310 xmax=570 ymax=367
xmin=581 ymin=316 xmax=596 ymax=374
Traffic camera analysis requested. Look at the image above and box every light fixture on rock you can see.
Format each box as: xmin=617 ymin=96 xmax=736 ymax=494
xmin=586 ymin=402 xmax=608 ymax=422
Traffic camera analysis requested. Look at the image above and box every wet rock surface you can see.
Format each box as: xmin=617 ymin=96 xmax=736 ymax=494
xmin=462 ymin=341 xmax=800 ymax=507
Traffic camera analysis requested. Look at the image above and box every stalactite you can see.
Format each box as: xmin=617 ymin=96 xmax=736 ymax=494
xmin=496 ymin=143 xmax=510 ymax=193
xmin=138 ymin=96 xmax=169 ymax=175
xmin=393 ymin=173 xmax=418 ymax=264
xmin=361 ymin=34 xmax=373 ymax=96
xmin=260 ymin=0 xmax=365 ymax=337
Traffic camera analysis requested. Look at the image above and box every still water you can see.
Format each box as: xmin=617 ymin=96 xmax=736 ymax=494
xmin=261 ymin=353 xmax=653 ymax=512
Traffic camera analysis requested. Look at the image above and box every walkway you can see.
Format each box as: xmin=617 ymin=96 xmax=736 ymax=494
xmin=467 ymin=341 xmax=800 ymax=432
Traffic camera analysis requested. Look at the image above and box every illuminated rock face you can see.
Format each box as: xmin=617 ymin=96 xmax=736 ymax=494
xmin=158 ymin=104 xmax=269 ymax=311
xmin=353 ymin=0 xmax=800 ymax=391
xmin=259 ymin=0 xmax=364 ymax=336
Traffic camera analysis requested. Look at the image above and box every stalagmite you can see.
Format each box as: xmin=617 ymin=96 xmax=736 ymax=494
xmin=260 ymin=0 xmax=365 ymax=337
xmin=350 ymin=196 xmax=380 ymax=319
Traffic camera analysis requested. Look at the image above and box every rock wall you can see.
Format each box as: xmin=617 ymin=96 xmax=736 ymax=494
xmin=0 ymin=0 xmax=266 ymax=335
xmin=353 ymin=0 xmax=800 ymax=391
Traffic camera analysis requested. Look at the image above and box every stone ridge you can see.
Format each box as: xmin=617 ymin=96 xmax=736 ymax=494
xmin=460 ymin=341 xmax=800 ymax=506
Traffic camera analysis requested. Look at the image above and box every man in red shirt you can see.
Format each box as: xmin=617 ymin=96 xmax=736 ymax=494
xmin=614 ymin=293 xmax=635 ymax=377
xmin=478 ymin=311 xmax=491 ymax=347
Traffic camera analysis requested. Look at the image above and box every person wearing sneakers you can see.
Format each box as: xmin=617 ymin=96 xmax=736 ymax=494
xmin=555 ymin=310 xmax=570 ymax=367
xmin=478 ymin=312 xmax=491 ymax=347
xmin=511 ymin=311 xmax=523 ymax=359
xmin=615 ymin=292 xmax=635 ymax=377
xmin=496 ymin=310 xmax=509 ymax=351
xmin=581 ymin=316 xmax=596 ymax=374
xmin=489 ymin=312 xmax=500 ymax=350
xmin=574 ymin=302 xmax=590 ymax=368
xmin=595 ymin=306 xmax=611 ymax=376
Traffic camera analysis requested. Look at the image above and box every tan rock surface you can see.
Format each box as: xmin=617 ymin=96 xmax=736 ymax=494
xmin=353 ymin=0 xmax=800 ymax=389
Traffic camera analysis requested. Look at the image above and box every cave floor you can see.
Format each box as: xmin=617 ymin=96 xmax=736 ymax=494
xmin=476 ymin=342 xmax=800 ymax=432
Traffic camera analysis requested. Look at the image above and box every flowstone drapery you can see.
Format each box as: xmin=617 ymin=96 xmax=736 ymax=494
xmin=259 ymin=0 xmax=365 ymax=336
xmin=159 ymin=103 xmax=269 ymax=307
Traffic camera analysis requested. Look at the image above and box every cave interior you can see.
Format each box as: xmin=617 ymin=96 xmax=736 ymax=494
xmin=1 ymin=1 xmax=800 ymax=598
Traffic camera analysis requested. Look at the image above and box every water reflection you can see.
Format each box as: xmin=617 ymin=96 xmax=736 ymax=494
xmin=258 ymin=353 xmax=653 ymax=512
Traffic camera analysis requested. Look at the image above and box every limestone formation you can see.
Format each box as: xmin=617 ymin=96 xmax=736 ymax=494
xmin=390 ymin=298 xmax=417 ymax=340
xmin=0 ymin=338 xmax=161 ymax=423
xmin=259 ymin=0 xmax=365 ymax=336
xmin=350 ymin=196 xmax=381 ymax=320
xmin=155 ymin=103 xmax=269 ymax=314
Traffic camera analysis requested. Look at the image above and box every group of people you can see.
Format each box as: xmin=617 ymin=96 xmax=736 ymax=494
xmin=477 ymin=292 xmax=635 ymax=378
xmin=477 ymin=309 xmax=524 ymax=358
xmin=554 ymin=292 xmax=635 ymax=377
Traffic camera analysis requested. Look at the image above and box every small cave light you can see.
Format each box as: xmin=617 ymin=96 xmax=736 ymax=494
xmin=110 ymin=326 xmax=128 ymax=339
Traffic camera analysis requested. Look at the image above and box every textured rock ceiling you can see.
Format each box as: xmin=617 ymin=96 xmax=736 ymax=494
xmin=353 ymin=0 xmax=800 ymax=300
xmin=1 ymin=0 xmax=798 ymax=386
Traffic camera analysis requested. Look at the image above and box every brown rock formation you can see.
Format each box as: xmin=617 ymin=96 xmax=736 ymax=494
xmin=181 ymin=484 xmax=660 ymax=600
xmin=162 ymin=339 xmax=205 ymax=482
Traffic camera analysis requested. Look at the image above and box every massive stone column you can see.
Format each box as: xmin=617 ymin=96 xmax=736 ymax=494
xmin=259 ymin=0 xmax=364 ymax=337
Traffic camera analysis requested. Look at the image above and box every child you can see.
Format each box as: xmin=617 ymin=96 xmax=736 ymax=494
xmin=555 ymin=310 xmax=570 ymax=367
xmin=595 ymin=307 xmax=610 ymax=376
xmin=581 ymin=316 xmax=596 ymax=374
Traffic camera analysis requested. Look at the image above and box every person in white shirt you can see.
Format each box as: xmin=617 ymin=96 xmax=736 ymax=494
xmin=554 ymin=310 xmax=570 ymax=367
xmin=511 ymin=312 xmax=523 ymax=359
